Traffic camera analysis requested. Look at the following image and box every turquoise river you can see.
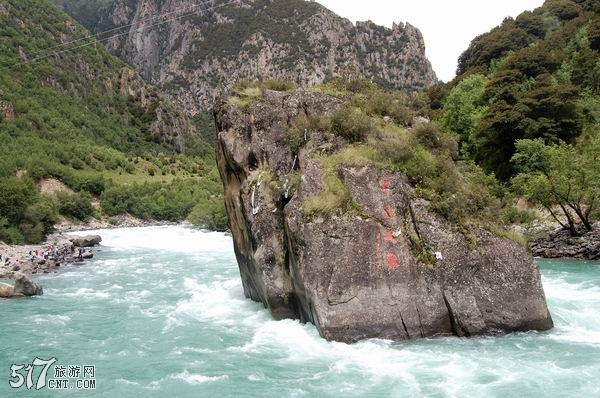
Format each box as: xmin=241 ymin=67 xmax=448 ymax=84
xmin=1 ymin=226 xmax=599 ymax=397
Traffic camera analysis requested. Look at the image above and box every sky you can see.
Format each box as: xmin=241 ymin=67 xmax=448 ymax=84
xmin=316 ymin=0 xmax=546 ymax=82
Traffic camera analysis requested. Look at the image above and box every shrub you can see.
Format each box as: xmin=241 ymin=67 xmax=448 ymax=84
xmin=500 ymin=206 xmax=537 ymax=225
xmin=228 ymin=96 xmax=253 ymax=113
xmin=70 ymin=174 xmax=106 ymax=195
xmin=412 ymin=123 xmax=459 ymax=159
xmin=330 ymin=106 xmax=374 ymax=143
xmin=20 ymin=196 xmax=58 ymax=243
xmin=358 ymin=91 xmax=415 ymax=126
xmin=56 ymin=192 xmax=94 ymax=221
xmin=188 ymin=197 xmax=228 ymax=231
xmin=262 ymin=79 xmax=297 ymax=92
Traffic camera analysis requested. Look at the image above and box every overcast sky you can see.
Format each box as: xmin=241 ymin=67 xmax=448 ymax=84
xmin=316 ymin=0 xmax=546 ymax=82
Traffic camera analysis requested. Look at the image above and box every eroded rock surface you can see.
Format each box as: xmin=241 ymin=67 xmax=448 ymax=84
xmin=215 ymin=90 xmax=553 ymax=343
xmin=0 ymin=272 xmax=43 ymax=298
xmin=70 ymin=235 xmax=102 ymax=247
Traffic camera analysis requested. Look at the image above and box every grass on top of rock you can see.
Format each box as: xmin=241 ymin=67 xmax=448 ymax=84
xmin=229 ymin=79 xmax=298 ymax=113
xmin=284 ymin=82 xmax=507 ymax=233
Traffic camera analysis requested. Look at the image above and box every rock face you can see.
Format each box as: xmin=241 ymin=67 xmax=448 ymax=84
xmin=531 ymin=224 xmax=600 ymax=260
xmin=0 ymin=272 xmax=43 ymax=298
xmin=70 ymin=235 xmax=102 ymax=247
xmin=58 ymin=0 xmax=437 ymax=114
xmin=215 ymin=89 xmax=553 ymax=343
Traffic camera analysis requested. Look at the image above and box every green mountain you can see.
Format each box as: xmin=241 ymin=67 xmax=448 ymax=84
xmin=436 ymin=0 xmax=600 ymax=180
xmin=433 ymin=0 xmax=600 ymax=234
xmin=0 ymin=0 xmax=223 ymax=243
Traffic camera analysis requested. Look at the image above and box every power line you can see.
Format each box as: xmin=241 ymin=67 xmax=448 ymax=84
xmin=24 ymin=0 xmax=218 ymax=59
xmin=2 ymin=0 xmax=238 ymax=70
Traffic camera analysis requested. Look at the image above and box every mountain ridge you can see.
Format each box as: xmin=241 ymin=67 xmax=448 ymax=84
xmin=57 ymin=0 xmax=437 ymax=114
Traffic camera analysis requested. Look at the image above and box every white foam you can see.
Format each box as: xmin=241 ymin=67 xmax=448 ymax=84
xmin=25 ymin=314 xmax=71 ymax=325
xmin=67 ymin=225 xmax=233 ymax=254
xmin=543 ymin=277 xmax=600 ymax=301
xmin=54 ymin=287 xmax=111 ymax=299
xmin=171 ymin=370 xmax=228 ymax=385
xmin=164 ymin=277 xmax=260 ymax=331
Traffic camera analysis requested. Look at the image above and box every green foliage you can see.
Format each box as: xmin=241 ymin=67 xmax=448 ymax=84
xmin=408 ymin=233 xmax=437 ymax=268
xmin=445 ymin=0 xmax=600 ymax=182
xmin=511 ymin=138 xmax=600 ymax=235
xmin=353 ymin=90 xmax=415 ymax=126
xmin=19 ymin=195 xmax=58 ymax=244
xmin=56 ymin=192 xmax=94 ymax=221
xmin=0 ymin=176 xmax=57 ymax=243
xmin=0 ymin=0 xmax=220 ymax=241
xmin=440 ymin=74 xmax=488 ymax=154
xmin=188 ymin=197 xmax=228 ymax=231
xmin=303 ymin=173 xmax=350 ymax=220
xmin=474 ymin=73 xmax=582 ymax=179
xmin=236 ymin=79 xmax=297 ymax=92
xmin=100 ymin=168 xmax=224 ymax=223
xmin=329 ymin=106 xmax=374 ymax=143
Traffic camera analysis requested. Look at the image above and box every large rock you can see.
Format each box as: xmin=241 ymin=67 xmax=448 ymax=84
xmin=70 ymin=235 xmax=102 ymax=247
xmin=0 ymin=272 xmax=43 ymax=298
xmin=215 ymin=90 xmax=553 ymax=343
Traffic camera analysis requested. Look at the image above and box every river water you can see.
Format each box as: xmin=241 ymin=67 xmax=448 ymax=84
xmin=0 ymin=226 xmax=599 ymax=397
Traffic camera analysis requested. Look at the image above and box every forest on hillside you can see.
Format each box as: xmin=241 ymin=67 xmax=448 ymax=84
xmin=430 ymin=0 xmax=600 ymax=236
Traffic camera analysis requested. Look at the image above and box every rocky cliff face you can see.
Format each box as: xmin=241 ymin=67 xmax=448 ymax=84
xmin=58 ymin=0 xmax=437 ymax=115
xmin=215 ymin=89 xmax=553 ymax=343
xmin=117 ymin=68 xmax=195 ymax=152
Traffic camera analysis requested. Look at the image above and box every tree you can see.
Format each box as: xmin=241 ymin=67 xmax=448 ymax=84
xmin=474 ymin=73 xmax=581 ymax=180
xmin=440 ymin=74 xmax=488 ymax=155
xmin=511 ymin=139 xmax=599 ymax=236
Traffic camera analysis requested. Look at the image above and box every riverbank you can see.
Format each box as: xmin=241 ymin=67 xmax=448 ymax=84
xmin=0 ymin=215 xmax=192 ymax=280
xmin=531 ymin=223 xmax=600 ymax=260
xmin=54 ymin=213 xmax=183 ymax=233
xmin=0 ymin=232 xmax=97 ymax=280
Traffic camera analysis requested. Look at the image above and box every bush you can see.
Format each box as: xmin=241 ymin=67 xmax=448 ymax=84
xmin=188 ymin=197 xmax=228 ymax=231
xmin=20 ymin=196 xmax=58 ymax=243
xmin=500 ymin=206 xmax=537 ymax=225
xmin=358 ymin=91 xmax=415 ymax=126
xmin=56 ymin=192 xmax=94 ymax=221
xmin=412 ymin=123 xmax=459 ymax=158
xmin=287 ymin=112 xmax=331 ymax=153
xmin=262 ymin=79 xmax=297 ymax=92
xmin=330 ymin=106 xmax=374 ymax=143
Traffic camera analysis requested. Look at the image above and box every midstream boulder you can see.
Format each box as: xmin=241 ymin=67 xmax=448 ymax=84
xmin=215 ymin=89 xmax=553 ymax=343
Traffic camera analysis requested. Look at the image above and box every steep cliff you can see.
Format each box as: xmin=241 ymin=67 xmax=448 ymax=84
xmin=215 ymin=86 xmax=553 ymax=343
xmin=58 ymin=0 xmax=437 ymax=114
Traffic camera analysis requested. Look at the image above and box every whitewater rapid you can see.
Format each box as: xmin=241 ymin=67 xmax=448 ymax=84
xmin=1 ymin=226 xmax=599 ymax=397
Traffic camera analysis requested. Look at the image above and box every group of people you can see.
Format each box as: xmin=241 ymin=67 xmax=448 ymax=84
xmin=26 ymin=243 xmax=83 ymax=264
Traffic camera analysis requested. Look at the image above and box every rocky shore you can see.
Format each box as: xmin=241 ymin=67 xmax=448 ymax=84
xmin=0 ymin=215 xmax=184 ymax=281
xmin=54 ymin=213 xmax=181 ymax=233
xmin=531 ymin=223 xmax=600 ymax=260
xmin=0 ymin=233 xmax=101 ymax=280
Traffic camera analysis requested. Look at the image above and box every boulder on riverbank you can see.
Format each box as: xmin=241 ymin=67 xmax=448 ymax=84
xmin=215 ymin=89 xmax=553 ymax=343
xmin=70 ymin=235 xmax=102 ymax=247
xmin=0 ymin=272 xmax=43 ymax=298
xmin=531 ymin=224 xmax=600 ymax=260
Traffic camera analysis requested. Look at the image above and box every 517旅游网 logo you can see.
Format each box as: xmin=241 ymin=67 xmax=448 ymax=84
xmin=9 ymin=357 xmax=96 ymax=390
